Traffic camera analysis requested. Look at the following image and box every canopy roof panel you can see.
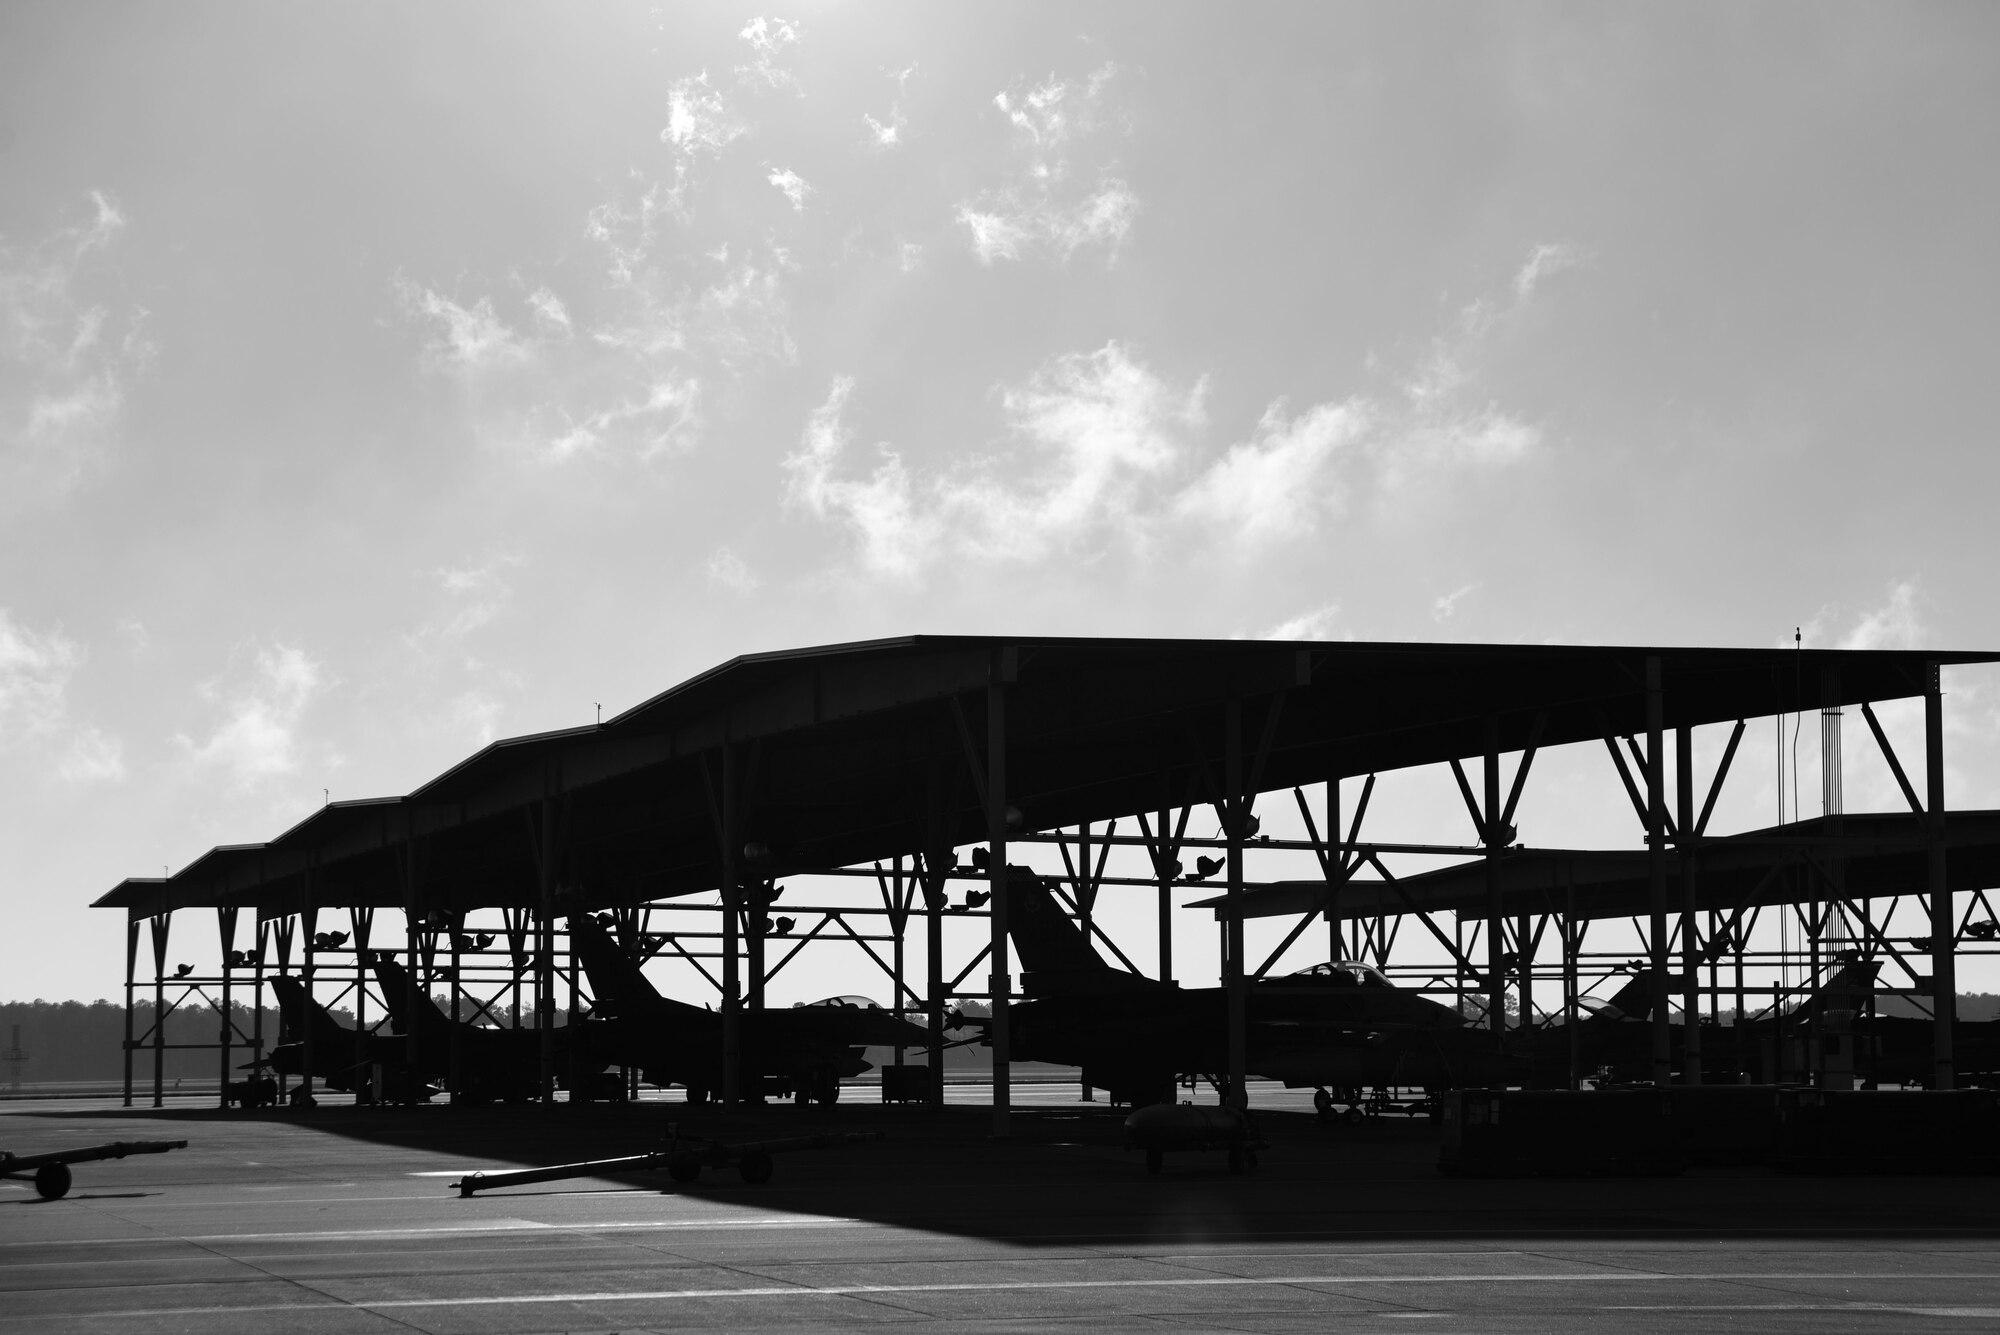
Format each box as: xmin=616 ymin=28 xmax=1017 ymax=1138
xmin=93 ymin=636 xmax=2000 ymax=920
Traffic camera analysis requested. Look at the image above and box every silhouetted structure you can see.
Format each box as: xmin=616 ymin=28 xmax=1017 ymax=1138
xmin=92 ymin=637 xmax=2000 ymax=1125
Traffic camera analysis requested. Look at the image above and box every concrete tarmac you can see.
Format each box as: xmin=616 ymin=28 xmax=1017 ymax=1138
xmin=6 ymin=1086 xmax=2000 ymax=1333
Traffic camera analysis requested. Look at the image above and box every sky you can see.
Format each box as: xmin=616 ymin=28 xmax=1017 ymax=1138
xmin=5 ymin=3 xmax=2000 ymax=1006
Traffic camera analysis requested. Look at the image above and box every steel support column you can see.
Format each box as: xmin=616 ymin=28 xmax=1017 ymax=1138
xmin=121 ymin=917 xmax=137 ymax=1107
xmin=924 ymin=767 xmax=948 ymax=1110
xmin=987 ymin=664 xmax=1012 ymax=1137
xmin=401 ymin=835 xmax=423 ymax=1104
xmin=1224 ymin=699 xmax=1248 ymax=1110
xmin=1647 ymin=656 xmax=1671 ymax=1085
xmin=300 ymin=891 xmax=318 ymax=1105
xmin=1326 ymin=780 xmax=1342 ymax=963
xmin=1677 ymin=724 xmax=1701 ymax=1084
xmin=217 ymin=905 xmax=237 ymax=1109
xmin=150 ymin=912 xmax=169 ymax=1108
xmin=536 ymin=797 xmax=559 ymax=1104
xmin=720 ymin=743 xmax=742 ymax=1109
xmin=1483 ymin=718 xmax=1504 ymax=1049
xmin=1927 ymin=663 xmax=1954 ymax=1089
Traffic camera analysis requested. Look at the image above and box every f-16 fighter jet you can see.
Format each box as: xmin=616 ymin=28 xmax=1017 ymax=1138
xmin=369 ymin=953 xmax=622 ymax=1103
xmin=568 ymin=914 xmax=928 ymax=1104
xmin=994 ymin=870 xmax=1495 ymax=1104
xmin=257 ymin=975 xmax=432 ymax=1104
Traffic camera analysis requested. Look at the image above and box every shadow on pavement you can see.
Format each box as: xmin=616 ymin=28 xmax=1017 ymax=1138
xmin=20 ymin=1100 xmax=2000 ymax=1244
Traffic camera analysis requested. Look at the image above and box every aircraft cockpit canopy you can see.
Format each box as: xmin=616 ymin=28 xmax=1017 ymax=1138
xmin=794 ymin=994 xmax=884 ymax=1009
xmin=1288 ymin=961 xmax=1394 ymax=988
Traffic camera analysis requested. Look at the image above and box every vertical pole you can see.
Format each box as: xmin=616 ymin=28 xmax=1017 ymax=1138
xmin=151 ymin=912 xmax=169 ymax=1108
xmin=1483 ymin=717 xmax=1504 ymax=1048
xmin=251 ymin=919 xmax=266 ymax=1089
xmin=1678 ymin=724 xmax=1701 ymax=1084
xmin=351 ymin=907 xmax=374 ymax=1104
xmin=926 ymin=863 xmax=945 ymax=1109
xmin=1078 ymin=822 xmax=1093 ymax=1103
xmin=1517 ymin=914 xmax=1533 ymax=1029
xmin=566 ymin=914 xmax=581 ymax=1099
xmin=1326 ymin=780 xmax=1342 ymax=962
xmin=448 ymin=918 xmax=463 ymax=1102
xmin=122 ymin=917 xmax=137 ymax=1107
xmin=301 ymin=897 xmax=317 ymax=1105
xmin=987 ymin=666 xmax=1012 ymax=1137
xmin=538 ymin=797 xmax=558 ymax=1104
xmin=1927 ymin=664 xmax=1954 ymax=1090
xmin=218 ymin=906 xmax=236 ymax=1109
xmin=1224 ymin=699 xmax=1248 ymax=1110
xmin=892 ymin=857 xmax=907 ymax=1079
xmin=1565 ymin=867 xmax=1579 ymax=1089
xmin=720 ymin=744 xmax=742 ymax=1109
xmin=1157 ymin=802 xmax=1174 ymax=982
xmin=402 ymin=839 xmax=423 ymax=1104
xmin=1646 ymin=655 xmax=1671 ymax=1085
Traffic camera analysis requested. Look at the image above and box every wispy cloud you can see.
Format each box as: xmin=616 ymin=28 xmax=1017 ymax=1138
xmin=1432 ymin=582 xmax=1480 ymax=621
xmin=176 ymin=644 xmax=331 ymax=790
xmin=784 ymin=345 xmax=1214 ymax=579
xmin=1513 ymin=241 xmax=1589 ymax=300
xmin=663 ymin=72 xmax=746 ymax=159
xmin=705 ymin=545 xmax=760 ymax=593
xmin=0 ymin=609 xmax=125 ymax=784
xmin=863 ymin=64 xmax=915 ymax=148
xmin=956 ymin=64 xmax=1138 ymax=265
xmin=397 ymin=558 xmax=526 ymax=745
xmin=788 ymin=247 xmax=1560 ymax=581
xmin=1798 ymin=579 xmax=1928 ymax=653
xmin=1263 ymin=604 xmax=1341 ymax=642
xmin=766 ymin=167 xmax=811 ymax=213
xmin=1172 ymin=400 xmax=1367 ymax=545
xmin=0 ymin=192 xmax=154 ymax=505
xmin=736 ymin=16 xmax=801 ymax=94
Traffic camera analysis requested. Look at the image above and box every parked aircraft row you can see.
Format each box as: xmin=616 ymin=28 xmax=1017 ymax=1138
xmin=250 ymin=869 xmax=1999 ymax=1107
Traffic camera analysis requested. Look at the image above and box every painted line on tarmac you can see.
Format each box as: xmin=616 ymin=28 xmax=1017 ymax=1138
xmin=178 ymin=1216 xmax=867 ymax=1243
xmin=14 ymin=1271 xmax=1998 ymax=1320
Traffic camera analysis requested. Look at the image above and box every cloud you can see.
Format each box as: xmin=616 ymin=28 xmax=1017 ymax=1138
xmin=399 ymin=558 xmax=525 ymax=745
xmin=1432 ymin=582 xmax=1480 ymax=621
xmin=663 ymin=73 xmax=746 ymax=158
xmin=956 ymin=64 xmax=1138 ymax=265
xmin=0 ymin=192 xmax=154 ymax=504
xmin=766 ymin=167 xmax=811 ymax=213
xmin=0 ymin=609 xmax=80 ymax=740
xmin=1264 ymin=605 xmax=1341 ymax=642
xmin=782 ymin=376 xmax=934 ymax=580
xmin=0 ymin=610 xmax=125 ymax=783
xmin=736 ymin=16 xmax=801 ymax=93
xmin=1513 ymin=242 xmax=1588 ymax=300
xmin=396 ymin=284 xmax=534 ymax=374
xmin=705 ymin=545 xmax=760 ymax=593
xmin=1173 ymin=400 xmax=1366 ymax=544
xmin=177 ymin=644 xmax=330 ymax=789
xmin=428 ymin=556 xmax=520 ymax=642
xmin=1797 ymin=580 xmax=1928 ymax=653
xmin=58 ymin=727 xmax=126 ymax=783
xmin=863 ymin=64 xmax=915 ymax=148
xmin=449 ymin=690 xmax=506 ymax=746
xmin=397 ymin=236 xmax=772 ymax=462
xmin=785 ymin=346 xmax=1203 ymax=577
xmin=787 ymin=247 xmax=1559 ymax=580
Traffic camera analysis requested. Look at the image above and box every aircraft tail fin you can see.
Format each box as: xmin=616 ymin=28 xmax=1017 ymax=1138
xmin=369 ymin=952 xmax=456 ymax=1050
xmin=269 ymin=974 xmax=353 ymax=1052
xmin=1007 ymin=871 xmax=1157 ymax=996
xmin=568 ymin=914 xmax=670 ymax=1017
xmin=1602 ymin=968 xmax=1658 ymax=1021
